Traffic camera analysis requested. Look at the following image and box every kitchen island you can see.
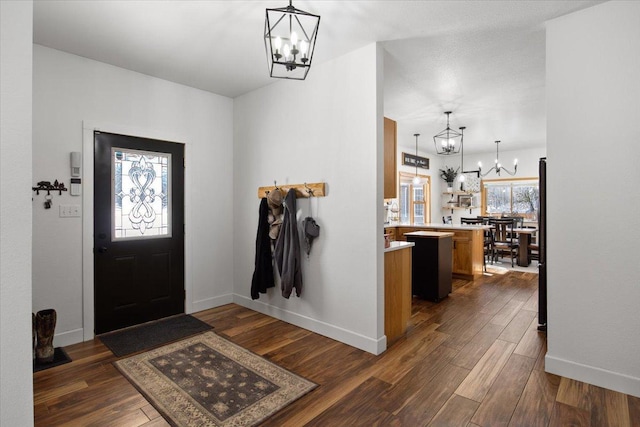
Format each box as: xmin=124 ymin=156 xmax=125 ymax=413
xmin=385 ymin=224 xmax=485 ymax=280
xmin=384 ymin=241 xmax=414 ymax=345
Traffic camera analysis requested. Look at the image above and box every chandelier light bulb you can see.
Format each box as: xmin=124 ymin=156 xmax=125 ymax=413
xmin=291 ymin=31 xmax=298 ymax=48
xmin=459 ymin=175 xmax=466 ymax=182
xmin=412 ymin=176 xmax=421 ymax=185
xmin=274 ymin=36 xmax=282 ymax=50
xmin=514 ymin=158 xmax=518 ymax=165
xmin=478 ymin=161 xmax=483 ymax=168
xmin=283 ymin=44 xmax=291 ymax=60
xmin=300 ymin=40 xmax=308 ymax=58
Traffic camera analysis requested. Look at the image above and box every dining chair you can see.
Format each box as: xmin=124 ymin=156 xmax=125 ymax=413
xmin=490 ymin=218 xmax=519 ymax=267
xmin=460 ymin=217 xmax=482 ymax=225
xmin=528 ymin=242 xmax=540 ymax=262
xmin=502 ymin=216 xmax=524 ymax=229
xmin=479 ymin=216 xmax=495 ymax=225
xmin=461 ymin=217 xmax=493 ymax=271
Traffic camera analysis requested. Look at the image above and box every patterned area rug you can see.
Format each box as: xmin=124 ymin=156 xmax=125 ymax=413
xmin=115 ymin=331 xmax=316 ymax=426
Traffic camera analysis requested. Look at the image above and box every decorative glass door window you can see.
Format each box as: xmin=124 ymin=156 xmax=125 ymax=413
xmin=112 ymin=148 xmax=171 ymax=240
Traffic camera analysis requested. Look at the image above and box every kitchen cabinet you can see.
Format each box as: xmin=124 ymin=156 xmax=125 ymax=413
xmin=385 ymin=224 xmax=484 ymax=280
xmin=384 ymin=227 xmax=396 ymax=241
xmin=435 ymin=228 xmax=483 ymax=280
xmin=384 ymin=242 xmax=413 ymax=345
xmin=384 ymin=117 xmax=397 ymax=199
xmin=394 ymin=227 xmax=416 ymax=241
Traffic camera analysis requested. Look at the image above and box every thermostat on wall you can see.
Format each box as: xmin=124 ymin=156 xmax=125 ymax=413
xmin=70 ymin=178 xmax=81 ymax=196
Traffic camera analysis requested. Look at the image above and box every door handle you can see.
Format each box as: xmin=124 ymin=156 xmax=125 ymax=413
xmin=98 ymin=247 xmax=108 ymax=253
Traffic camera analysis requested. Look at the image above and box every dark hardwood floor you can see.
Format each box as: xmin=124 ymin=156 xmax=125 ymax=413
xmin=34 ymin=271 xmax=640 ymax=426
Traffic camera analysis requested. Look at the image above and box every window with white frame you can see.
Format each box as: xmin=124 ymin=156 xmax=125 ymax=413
xmin=482 ymin=178 xmax=539 ymax=220
xmin=399 ymin=173 xmax=431 ymax=224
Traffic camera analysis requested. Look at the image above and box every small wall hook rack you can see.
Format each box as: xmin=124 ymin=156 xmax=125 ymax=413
xmin=258 ymin=181 xmax=326 ymax=199
xmin=32 ymin=180 xmax=68 ymax=196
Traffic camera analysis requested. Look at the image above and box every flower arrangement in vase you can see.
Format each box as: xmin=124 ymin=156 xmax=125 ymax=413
xmin=439 ymin=166 xmax=459 ymax=192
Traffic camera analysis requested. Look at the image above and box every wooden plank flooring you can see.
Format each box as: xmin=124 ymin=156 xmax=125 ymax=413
xmin=33 ymin=271 xmax=640 ymax=426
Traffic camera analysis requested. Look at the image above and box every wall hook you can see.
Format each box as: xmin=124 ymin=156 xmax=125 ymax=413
xmin=32 ymin=180 xmax=67 ymax=196
xmin=304 ymin=182 xmax=314 ymax=196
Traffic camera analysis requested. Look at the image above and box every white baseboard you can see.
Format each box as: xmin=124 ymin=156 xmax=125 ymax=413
xmin=54 ymin=328 xmax=84 ymax=347
xmin=233 ymin=294 xmax=387 ymax=355
xmin=546 ymin=354 xmax=640 ymax=398
xmin=190 ymin=294 xmax=234 ymax=314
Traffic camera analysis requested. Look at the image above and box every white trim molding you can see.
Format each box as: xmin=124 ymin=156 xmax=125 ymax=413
xmin=233 ymin=294 xmax=387 ymax=355
xmin=191 ymin=294 xmax=234 ymax=314
xmin=546 ymin=354 xmax=640 ymax=398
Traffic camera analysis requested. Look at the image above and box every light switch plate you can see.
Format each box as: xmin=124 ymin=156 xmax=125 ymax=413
xmin=59 ymin=205 xmax=81 ymax=218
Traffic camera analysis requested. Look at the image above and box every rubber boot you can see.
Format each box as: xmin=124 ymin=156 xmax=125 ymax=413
xmin=36 ymin=309 xmax=56 ymax=364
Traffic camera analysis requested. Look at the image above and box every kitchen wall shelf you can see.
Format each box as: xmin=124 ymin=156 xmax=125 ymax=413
xmin=442 ymin=190 xmax=479 ymax=214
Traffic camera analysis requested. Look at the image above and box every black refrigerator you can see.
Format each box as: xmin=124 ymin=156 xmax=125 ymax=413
xmin=538 ymin=157 xmax=547 ymax=331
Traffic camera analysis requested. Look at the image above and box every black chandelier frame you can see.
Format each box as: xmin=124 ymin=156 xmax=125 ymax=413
xmin=433 ymin=111 xmax=462 ymax=155
xmin=478 ymin=140 xmax=518 ymax=177
xmin=264 ymin=0 xmax=320 ymax=80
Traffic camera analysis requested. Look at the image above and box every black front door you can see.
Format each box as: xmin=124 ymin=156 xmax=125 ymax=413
xmin=94 ymin=131 xmax=185 ymax=334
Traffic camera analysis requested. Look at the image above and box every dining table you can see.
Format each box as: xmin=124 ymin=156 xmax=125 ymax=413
xmin=511 ymin=227 xmax=538 ymax=266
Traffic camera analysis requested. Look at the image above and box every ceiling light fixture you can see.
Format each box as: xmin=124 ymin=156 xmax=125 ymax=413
xmin=412 ymin=133 xmax=422 ymax=185
xmin=433 ymin=111 xmax=462 ymax=155
xmin=478 ymin=140 xmax=518 ymax=177
xmin=264 ymin=0 xmax=320 ymax=80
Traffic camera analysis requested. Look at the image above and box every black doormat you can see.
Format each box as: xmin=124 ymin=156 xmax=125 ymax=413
xmin=33 ymin=347 xmax=72 ymax=372
xmin=99 ymin=314 xmax=212 ymax=357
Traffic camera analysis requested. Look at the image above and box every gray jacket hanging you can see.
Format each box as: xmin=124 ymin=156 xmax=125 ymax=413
xmin=274 ymin=189 xmax=303 ymax=298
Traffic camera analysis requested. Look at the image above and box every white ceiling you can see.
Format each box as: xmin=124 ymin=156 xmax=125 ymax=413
xmin=33 ymin=0 xmax=602 ymax=154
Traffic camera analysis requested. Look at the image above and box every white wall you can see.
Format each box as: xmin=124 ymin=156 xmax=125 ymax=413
xmin=0 ymin=1 xmax=34 ymax=425
xmin=546 ymin=1 xmax=640 ymax=397
xmin=32 ymin=45 xmax=234 ymax=345
xmin=233 ymin=43 xmax=386 ymax=354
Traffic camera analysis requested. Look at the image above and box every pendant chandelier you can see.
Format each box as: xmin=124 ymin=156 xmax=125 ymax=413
xmin=433 ymin=111 xmax=462 ymax=155
xmin=412 ymin=134 xmax=422 ymax=185
xmin=264 ymin=0 xmax=320 ymax=80
xmin=478 ymin=140 xmax=518 ymax=177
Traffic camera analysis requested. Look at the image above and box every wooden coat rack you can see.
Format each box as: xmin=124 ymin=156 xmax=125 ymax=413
xmin=257 ymin=181 xmax=326 ymax=199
